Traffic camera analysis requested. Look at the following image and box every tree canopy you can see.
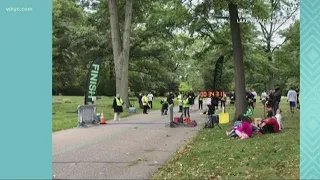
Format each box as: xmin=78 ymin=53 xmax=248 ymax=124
xmin=53 ymin=0 xmax=299 ymax=115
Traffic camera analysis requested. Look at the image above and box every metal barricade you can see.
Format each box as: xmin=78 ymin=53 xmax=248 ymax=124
xmin=77 ymin=105 xmax=99 ymax=127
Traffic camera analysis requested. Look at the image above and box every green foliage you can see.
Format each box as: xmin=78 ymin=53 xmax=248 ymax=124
xmin=53 ymin=0 xmax=299 ymax=100
xmin=274 ymin=20 xmax=300 ymax=89
xmin=179 ymin=82 xmax=191 ymax=93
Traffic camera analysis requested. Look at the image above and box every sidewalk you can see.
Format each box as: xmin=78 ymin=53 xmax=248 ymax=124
xmin=53 ymin=106 xmax=206 ymax=179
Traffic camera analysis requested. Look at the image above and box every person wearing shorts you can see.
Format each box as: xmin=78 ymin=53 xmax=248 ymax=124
xmin=287 ymin=87 xmax=297 ymax=113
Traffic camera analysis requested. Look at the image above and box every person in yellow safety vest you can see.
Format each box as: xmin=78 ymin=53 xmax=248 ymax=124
xmin=112 ymin=93 xmax=124 ymax=121
xmin=177 ymin=93 xmax=183 ymax=112
xmin=183 ymin=95 xmax=190 ymax=118
xmin=142 ymin=93 xmax=149 ymax=114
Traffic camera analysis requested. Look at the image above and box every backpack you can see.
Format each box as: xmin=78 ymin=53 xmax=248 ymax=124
xmin=187 ymin=120 xmax=197 ymax=127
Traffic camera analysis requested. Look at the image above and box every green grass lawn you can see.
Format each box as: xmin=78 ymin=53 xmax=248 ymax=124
xmin=153 ymin=101 xmax=299 ymax=179
xmin=52 ymin=96 xmax=170 ymax=132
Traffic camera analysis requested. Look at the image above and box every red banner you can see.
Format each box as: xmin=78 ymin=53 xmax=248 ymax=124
xmin=199 ymin=91 xmax=224 ymax=98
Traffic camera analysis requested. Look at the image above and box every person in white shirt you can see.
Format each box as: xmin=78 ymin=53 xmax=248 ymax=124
xmin=287 ymin=87 xmax=297 ymax=113
xmin=251 ymin=88 xmax=258 ymax=108
xmin=147 ymin=92 xmax=154 ymax=109
xmin=275 ymin=109 xmax=283 ymax=130
xmin=261 ymin=91 xmax=267 ymax=102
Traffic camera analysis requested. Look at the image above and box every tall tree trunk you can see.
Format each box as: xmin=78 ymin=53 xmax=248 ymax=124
xmin=228 ymin=2 xmax=246 ymax=118
xmin=108 ymin=0 xmax=122 ymax=92
xmin=120 ymin=0 xmax=133 ymax=107
xmin=108 ymin=0 xmax=132 ymax=107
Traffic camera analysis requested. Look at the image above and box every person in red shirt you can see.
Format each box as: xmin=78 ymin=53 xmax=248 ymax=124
xmin=258 ymin=111 xmax=280 ymax=134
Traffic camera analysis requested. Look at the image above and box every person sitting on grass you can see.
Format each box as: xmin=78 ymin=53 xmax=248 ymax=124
xmin=257 ymin=111 xmax=280 ymax=135
xmin=243 ymin=105 xmax=254 ymax=117
xmin=226 ymin=115 xmax=253 ymax=140
xmin=226 ymin=115 xmax=243 ymax=137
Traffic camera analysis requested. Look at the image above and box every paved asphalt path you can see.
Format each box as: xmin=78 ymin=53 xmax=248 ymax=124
xmin=52 ymin=104 xmax=207 ymax=180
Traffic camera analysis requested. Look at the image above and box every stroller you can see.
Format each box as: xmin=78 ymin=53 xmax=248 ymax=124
xmin=160 ymin=100 xmax=168 ymax=115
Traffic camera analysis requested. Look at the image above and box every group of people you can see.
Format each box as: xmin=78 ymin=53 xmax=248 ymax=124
xmin=198 ymin=93 xmax=227 ymax=111
xmin=164 ymin=91 xmax=196 ymax=118
xmin=110 ymin=85 xmax=299 ymax=124
xmin=136 ymin=92 xmax=159 ymax=114
xmin=226 ymin=107 xmax=283 ymax=139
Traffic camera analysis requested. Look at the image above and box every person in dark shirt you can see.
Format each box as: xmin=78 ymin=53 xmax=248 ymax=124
xmin=273 ymin=85 xmax=282 ymax=115
xmin=207 ymin=95 xmax=216 ymax=115
xmin=246 ymin=91 xmax=254 ymax=109
xmin=137 ymin=93 xmax=143 ymax=109
xmin=188 ymin=91 xmax=195 ymax=110
xmin=212 ymin=93 xmax=219 ymax=110
xmin=167 ymin=92 xmax=175 ymax=106
xmin=230 ymin=91 xmax=235 ymax=105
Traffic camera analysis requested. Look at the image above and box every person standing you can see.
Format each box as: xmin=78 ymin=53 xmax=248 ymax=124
xmin=198 ymin=94 xmax=203 ymax=110
xmin=137 ymin=93 xmax=143 ymax=109
xmin=167 ymin=92 xmax=175 ymax=106
xmin=251 ymin=88 xmax=258 ymax=108
xmin=287 ymin=87 xmax=298 ymax=113
xmin=246 ymin=90 xmax=254 ymax=110
xmin=182 ymin=95 xmax=190 ymax=118
xmin=230 ymin=91 xmax=235 ymax=105
xmin=188 ymin=90 xmax=195 ymax=110
xmin=147 ymin=92 xmax=154 ymax=109
xmin=177 ymin=92 xmax=183 ymax=112
xmin=261 ymin=90 xmax=268 ymax=105
xmin=273 ymin=85 xmax=282 ymax=115
xmin=113 ymin=93 xmax=124 ymax=121
xmin=296 ymin=87 xmax=300 ymax=109
xmin=212 ymin=93 xmax=219 ymax=110
xmin=142 ymin=93 xmax=149 ymax=114
xmin=208 ymin=94 xmax=216 ymax=115
xmin=220 ymin=92 xmax=226 ymax=110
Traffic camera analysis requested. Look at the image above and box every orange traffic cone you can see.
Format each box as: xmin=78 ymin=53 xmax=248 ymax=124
xmin=100 ymin=112 xmax=106 ymax=124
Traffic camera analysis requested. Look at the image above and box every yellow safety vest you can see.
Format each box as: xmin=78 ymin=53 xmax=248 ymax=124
xmin=183 ymin=98 xmax=189 ymax=108
xmin=142 ymin=96 xmax=148 ymax=105
xmin=116 ymin=98 xmax=123 ymax=106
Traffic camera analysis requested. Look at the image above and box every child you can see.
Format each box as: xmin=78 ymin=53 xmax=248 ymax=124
xmin=275 ymin=109 xmax=282 ymax=130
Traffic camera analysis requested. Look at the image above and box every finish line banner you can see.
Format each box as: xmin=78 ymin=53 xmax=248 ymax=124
xmin=84 ymin=57 xmax=102 ymax=105
xmin=199 ymin=91 xmax=224 ymax=98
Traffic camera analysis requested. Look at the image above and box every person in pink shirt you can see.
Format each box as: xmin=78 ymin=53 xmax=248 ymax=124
xmin=235 ymin=116 xmax=253 ymax=139
xmin=226 ymin=115 xmax=253 ymax=139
